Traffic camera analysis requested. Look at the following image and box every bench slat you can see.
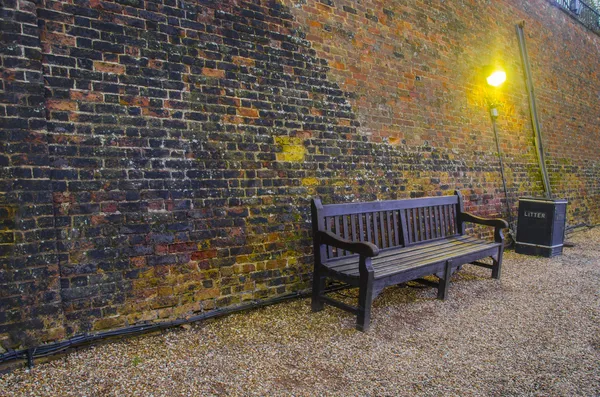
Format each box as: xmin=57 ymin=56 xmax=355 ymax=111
xmin=328 ymin=241 xmax=490 ymax=277
xmin=358 ymin=213 xmax=365 ymax=242
xmin=380 ymin=211 xmax=387 ymax=249
xmin=373 ymin=243 xmax=498 ymax=279
xmin=366 ymin=213 xmax=373 ymax=244
xmin=393 ymin=210 xmax=400 ymax=246
xmin=437 ymin=206 xmax=445 ymax=238
xmin=346 ymin=242 xmax=496 ymax=280
xmin=446 ymin=204 xmax=455 ymax=235
xmin=324 ymin=234 xmax=484 ymax=268
xmin=333 ymin=216 xmax=340 ymax=257
xmin=404 ymin=209 xmax=411 ymax=245
xmin=343 ymin=214 xmax=350 ymax=242
xmin=419 ymin=208 xmax=424 ymax=241
xmin=318 ymin=195 xmax=459 ymax=217
xmin=426 ymin=207 xmax=433 ymax=240
xmin=373 ymin=212 xmax=380 ymax=248
xmin=326 ymin=238 xmax=498 ymax=278
xmin=424 ymin=207 xmax=430 ymax=240
xmin=429 ymin=207 xmax=435 ymax=239
xmin=325 ymin=235 xmax=490 ymax=272
xmin=434 ymin=206 xmax=440 ymax=239
xmin=430 ymin=206 xmax=437 ymax=239
xmin=442 ymin=205 xmax=448 ymax=235
xmin=411 ymin=208 xmax=418 ymax=244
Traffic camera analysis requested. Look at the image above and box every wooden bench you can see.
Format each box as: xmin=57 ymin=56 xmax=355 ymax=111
xmin=311 ymin=191 xmax=508 ymax=331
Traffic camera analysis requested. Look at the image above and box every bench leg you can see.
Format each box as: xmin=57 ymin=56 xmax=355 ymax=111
xmin=311 ymin=265 xmax=325 ymax=312
xmin=356 ymin=271 xmax=374 ymax=332
xmin=357 ymin=286 xmax=373 ymax=332
xmin=492 ymin=247 xmax=503 ymax=279
xmin=437 ymin=259 xmax=453 ymax=300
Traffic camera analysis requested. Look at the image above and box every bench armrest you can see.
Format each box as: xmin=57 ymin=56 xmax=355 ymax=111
xmin=317 ymin=230 xmax=380 ymax=257
xmin=460 ymin=212 xmax=509 ymax=243
xmin=461 ymin=212 xmax=508 ymax=228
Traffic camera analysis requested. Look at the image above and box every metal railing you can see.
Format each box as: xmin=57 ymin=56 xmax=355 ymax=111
xmin=553 ymin=0 xmax=600 ymax=34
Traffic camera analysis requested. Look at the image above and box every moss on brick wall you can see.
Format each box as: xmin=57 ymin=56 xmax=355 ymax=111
xmin=0 ymin=0 xmax=598 ymax=347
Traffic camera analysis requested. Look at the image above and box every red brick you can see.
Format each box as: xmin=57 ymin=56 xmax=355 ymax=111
xmin=238 ymin=107 xmax=259 ymax=117
xmin=202 ymin=67 xmax=225 ymax=78
xmin=191 ymin=250 xmax=217 ymax=260
xmin=94 ymin=61 xmax=126 ymax=74
xmin=47 ymin=100 xmax=77 ymax=111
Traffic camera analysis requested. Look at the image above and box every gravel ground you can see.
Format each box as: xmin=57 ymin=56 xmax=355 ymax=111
xmin=2 ymin=228 xmax=600 ymax=396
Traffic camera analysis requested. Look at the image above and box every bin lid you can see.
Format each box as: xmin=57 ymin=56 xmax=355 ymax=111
xmin=518 ymin=196 xmax=568 ymax=204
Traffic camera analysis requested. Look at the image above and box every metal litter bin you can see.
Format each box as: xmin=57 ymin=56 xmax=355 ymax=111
xmin=515 ymin=197 xmax=567 ymax=257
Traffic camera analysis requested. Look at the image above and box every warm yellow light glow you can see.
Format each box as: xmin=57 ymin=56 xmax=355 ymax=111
xmin=486 ymin=70 xmax=506 ymax=87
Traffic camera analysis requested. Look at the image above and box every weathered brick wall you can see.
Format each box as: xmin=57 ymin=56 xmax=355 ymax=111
xmin=0 ymin=0 xmax=598 ymax=348
xmin=0 ymin=0 xmax=64 ymax=351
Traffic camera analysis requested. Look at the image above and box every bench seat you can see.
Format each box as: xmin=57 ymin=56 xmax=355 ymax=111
xmin=323 ymin=235 xmax=502 ymax=281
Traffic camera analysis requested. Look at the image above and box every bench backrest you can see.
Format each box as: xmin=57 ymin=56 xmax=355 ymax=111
xmin=312 ymin=191 xmax=465 ymax=260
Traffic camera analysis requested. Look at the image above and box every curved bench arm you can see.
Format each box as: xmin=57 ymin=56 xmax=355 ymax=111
xmin=316 ymin=230 xmax=380 ymax=257
xmin=460 ymin=212 xmax=509 ymax=243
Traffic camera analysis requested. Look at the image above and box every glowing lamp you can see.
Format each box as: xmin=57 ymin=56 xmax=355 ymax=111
xmin=486 ymin=70 xmax=506 ymax=87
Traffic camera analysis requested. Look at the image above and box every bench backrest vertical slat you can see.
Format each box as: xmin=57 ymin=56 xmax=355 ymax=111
xmin=372 ymin=212 xmax=380 ymax=248
xmin=427 ymin=207 xmax=433 ymax=239
xmin=428 ymin=207 xmax=434 ymax=239
xmin=379 ymin=211 xmax=387 ymax=249
xmin=331 ymin=216 xmax=339 ymax=257
xmin=350 ymin=213 xmax=357 ymax=241
xmin=423 ymin=207 xmax=429 ymax=239
xmin=358 ymin=213 xmax=365 ymax=242
xmin=440 ymin=205 xmax=447 ymax=237
xmin=338 ymin=216 xmax=347 ymax=257
xmin=435 ymin=206 xmax=442 ymax=238
xmin=340 ymin=215 xmax=348 ymax=257
xmin=410 ymin=208 xmax=420 ymax=244
xmin=444 ymin=204 xmax=453 ymax=236
xmin=379 ymin=212 xmax=385 ymax=248
xmin=417 ymin=208 xmax=423 ymax=240
xmin=366 ymin=213 xmax=373 ymax=243
xmin=412 ymin=208 xmax=418 ymax=241
xmin=404 ymin=209 xmax=412 ymax=245
xmin=411 ymin=208 xmax=418 ymax=243
xmin=418 ymin=207 xmax=426 ymax=240
xmin=424 ymin=207 xmax=431 ymax=239
xmin=451 ymin=204 xmax=458 ymax=234
xmin=388 ymin=211 xmax=401 ymax=247
xmin=393 ymin=210 xmax=401 ymax=246
xmin=342 ymin=215 xmax=350 ymax=254
xmin=452 ymin=205 xmax=458 ymax=234
xmin=430 ymin=205 xmax=440 ymax=238
xmin=426 ymin=207 xmax=433 ymax=240
xmin=445 ymin=205 xmax=452 ymax=236
xmin=343 ymin=214 xmax=350 ymax=240
xmin=387 ymin=211 xmax=394 ymax=247
xmin=436 ymin=206 xmax=445 ymax=238
xmin=433 ymin=207 xmax=439 ymax=238
xmin=400 ymin=209 xmax=409 ymax=246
